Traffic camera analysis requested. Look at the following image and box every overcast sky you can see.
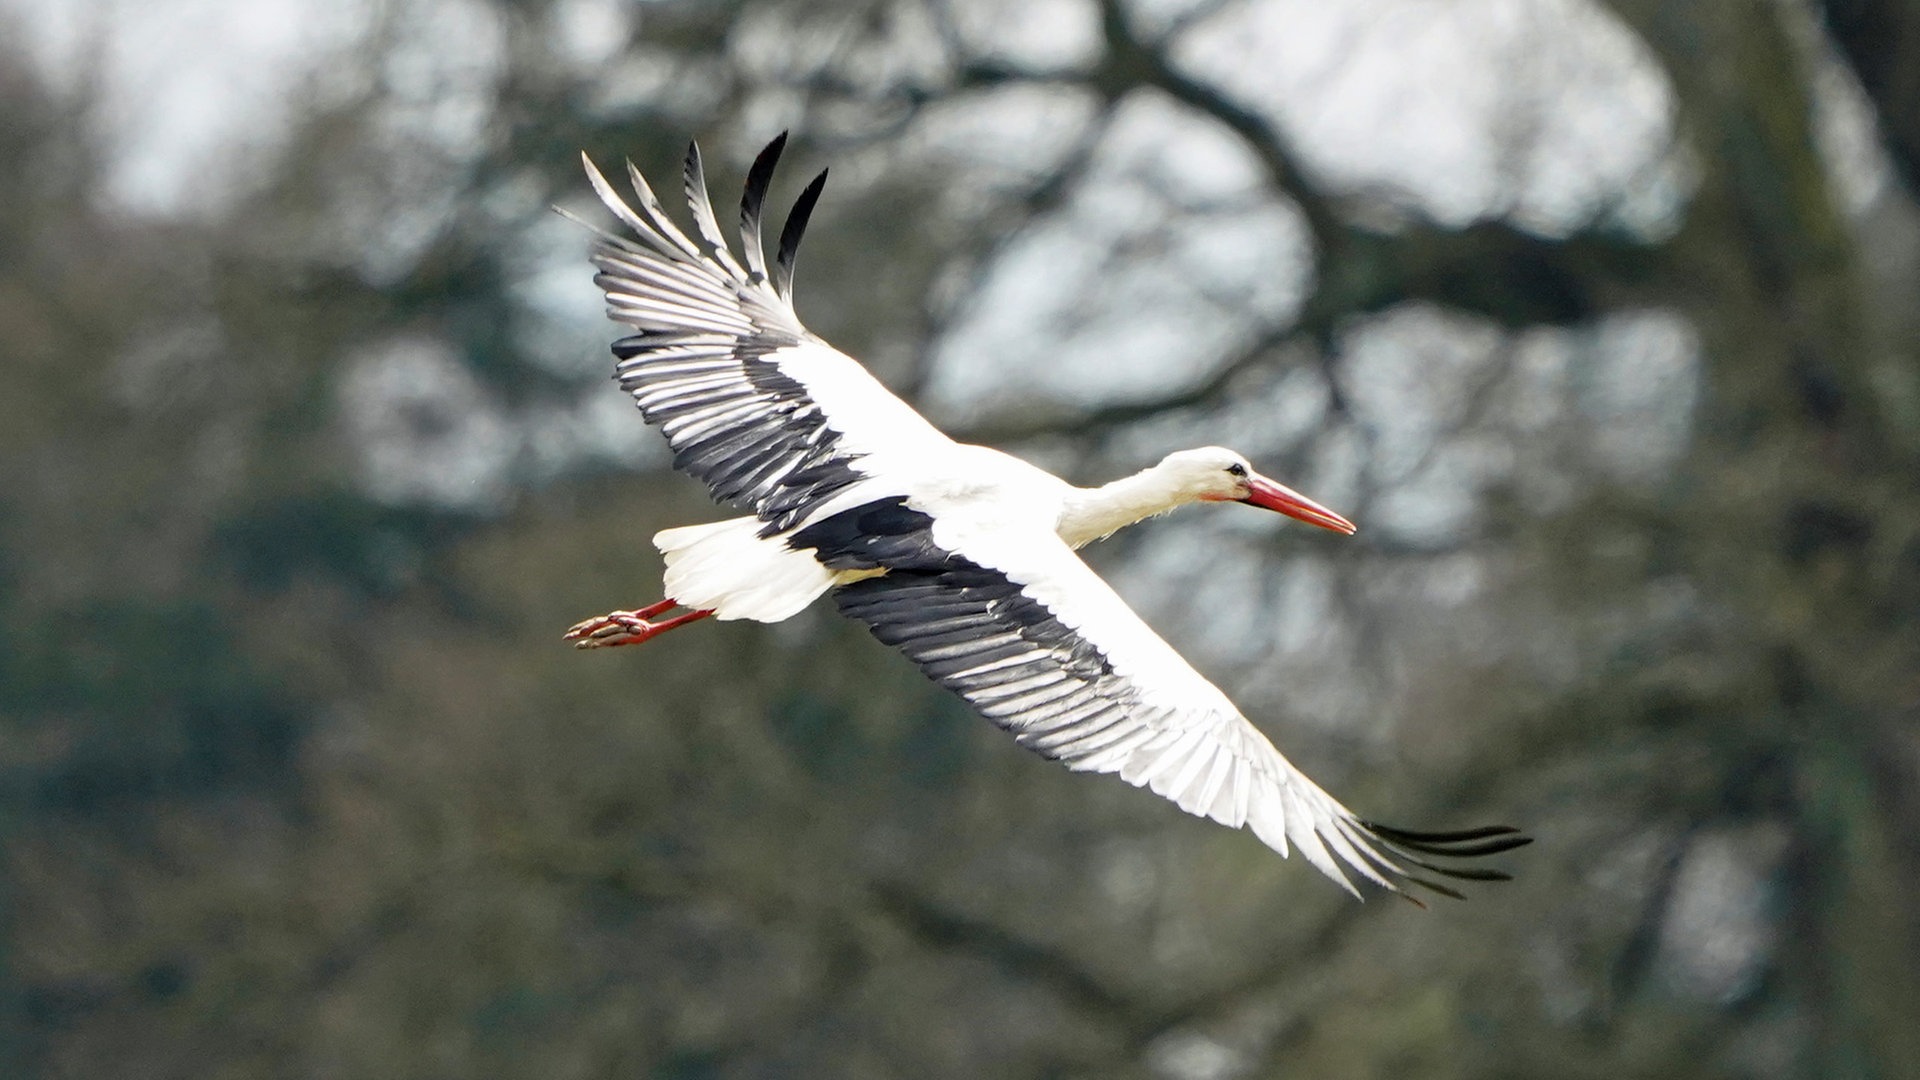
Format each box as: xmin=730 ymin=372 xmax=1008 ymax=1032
xmin=7 ymin=0 xmax=1674 ymax=221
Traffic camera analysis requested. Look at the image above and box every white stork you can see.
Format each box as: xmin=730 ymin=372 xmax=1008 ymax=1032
xmin=561 ymin=134 xmax=1529 ymax=903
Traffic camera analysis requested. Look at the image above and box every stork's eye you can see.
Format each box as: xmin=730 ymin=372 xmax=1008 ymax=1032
xmin=1225 ymin=462 xmax=1248 ymax=478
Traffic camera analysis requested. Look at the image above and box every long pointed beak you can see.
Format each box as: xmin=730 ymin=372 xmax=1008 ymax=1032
xmin=1241 ymin=475 xmax=1357 ymax=535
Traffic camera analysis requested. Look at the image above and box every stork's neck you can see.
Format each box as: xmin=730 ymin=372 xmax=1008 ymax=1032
xmin=1057 ymin=466 xmax=1189 ymax=549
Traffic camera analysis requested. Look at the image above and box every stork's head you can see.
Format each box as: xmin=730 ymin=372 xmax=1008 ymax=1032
xmin=1158 ymin=447 xmax=1357 ymax=534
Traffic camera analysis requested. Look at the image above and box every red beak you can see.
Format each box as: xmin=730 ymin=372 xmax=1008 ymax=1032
xmin=1241 ymin=475 xmax=1357 ymax=535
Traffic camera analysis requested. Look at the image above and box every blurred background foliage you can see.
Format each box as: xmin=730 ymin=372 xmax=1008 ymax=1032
xmin=3 ymin=0 xmax=1920 ymax=1076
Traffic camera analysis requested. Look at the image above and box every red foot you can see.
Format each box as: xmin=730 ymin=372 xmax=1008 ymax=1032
xmin=563 ymin=600 xmax=712 ymax=648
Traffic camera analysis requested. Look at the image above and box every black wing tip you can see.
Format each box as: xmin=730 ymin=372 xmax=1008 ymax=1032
xmin=740 ymin=133 xmax=793 ymax=280
xmin=787 ymin=169 xmax=830 ymax=233
xmin=742 ymin=133 xmax=790 ymax=209
xmin=772 ymin=167 xmax=831 ymax=301
xmin=757 ymin=131 xmax=791 ymax=165
xmin=1360 ymin=822 xmax=1526 ymax=844
xmin=1358 ymin=820 xmax=1533 ymax=903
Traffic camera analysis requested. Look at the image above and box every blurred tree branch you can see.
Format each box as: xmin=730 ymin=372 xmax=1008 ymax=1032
xmin=1818 ymin=0 xmax=1920 ymax=196
xmin=1103 ymin=0 xmax=1672 ymax=333
xmin=945 ymin=0 xmax=1678 ymax=447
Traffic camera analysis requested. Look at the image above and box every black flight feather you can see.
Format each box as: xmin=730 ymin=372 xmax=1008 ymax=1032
xmin=739 ymin=132 xmax=788 ymax=285
xmin=773 ymin=168 xmax=829 ymax=303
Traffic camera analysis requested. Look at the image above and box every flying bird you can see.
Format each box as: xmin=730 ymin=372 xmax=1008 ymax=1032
xmin=561 ymin=134 xmax=1529 ymax=902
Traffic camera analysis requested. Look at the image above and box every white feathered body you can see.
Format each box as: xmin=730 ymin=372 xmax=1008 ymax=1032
xmin=657 ymin=439 xmax=1084 ymax=624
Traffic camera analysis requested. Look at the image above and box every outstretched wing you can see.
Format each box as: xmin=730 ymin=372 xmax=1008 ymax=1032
xmin=789 ymin=497 xmax=1530 ymax=902
xmin=575 ymin=134 xmax=951 ymax=532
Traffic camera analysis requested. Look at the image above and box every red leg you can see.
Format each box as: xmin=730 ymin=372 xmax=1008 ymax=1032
xmin=630 ymin=599 xmax=678 ymax=620
xmin=563 ymin=602 xmax=712 ymax=649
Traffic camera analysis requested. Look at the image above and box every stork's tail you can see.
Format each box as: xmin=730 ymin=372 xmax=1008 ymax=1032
xmin=655 ymin=517 xmax=839 ymax=623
